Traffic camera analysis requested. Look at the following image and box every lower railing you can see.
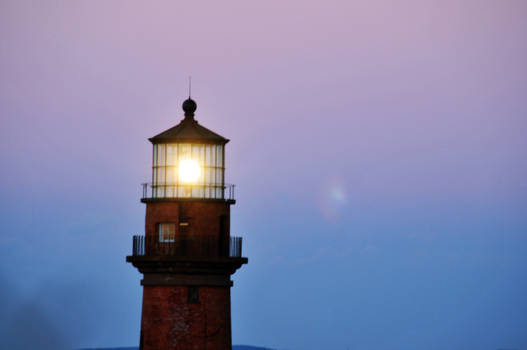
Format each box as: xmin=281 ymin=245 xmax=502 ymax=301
xmin=132 ymin=235 xmax=243 ymax=258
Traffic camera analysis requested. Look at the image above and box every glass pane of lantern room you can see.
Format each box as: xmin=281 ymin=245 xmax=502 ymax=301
xmin=152 ymin=168 xmax=158 ymax=198
xmin=157 ymin=144 xmax=166 ymax=166
xmin=191 ymin=144 xmax=201 ymax=163
xmin=153 ymin=145 xmax=158 ymax=167
xmin=216 ymin=168 xmax=223 ymax=185
xmin=167 ymin=144 xmax=177 ymax=166
xmin=166 ymin=163 xmax=176 ymax=184
xmin=191 ymin=144 xmax=203 ymax=186
xmin=206 ymin=145 xmax=213 ymax=166
xmin=213 ymin=145 xmax=218 ymax=168
xmin=158 ymin=165 xmax=165 ymax=184
xmin=206 ymin=168 xmax=213 ymax=186
xmin=166 ymin=167 xmax=176 ymax=197
xmin=217 ymin=146 xmax=223 ymax=168
xmin=199 ymin=145 xmax=205 ymax=167
xmin=179 ymin=144 xmax=191 ymax=160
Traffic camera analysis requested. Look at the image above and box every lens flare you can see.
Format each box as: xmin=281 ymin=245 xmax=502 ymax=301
xmin=179 ymin=159 xmax=200 ymax=183
xmin=318 ymin=177 xmax=349 ymax=223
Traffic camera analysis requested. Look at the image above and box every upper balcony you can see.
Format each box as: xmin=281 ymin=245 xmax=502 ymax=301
xmin=127 ymin=234 xmax=247 ymax=276
xmin=130 ymin=235 xmax=243 ymax=258
xmin=141 ymin=183 xmax=235 ymax=202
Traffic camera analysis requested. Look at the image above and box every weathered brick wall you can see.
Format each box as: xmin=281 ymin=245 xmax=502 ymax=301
xmin=139 ymin=201 xmax=234 ymax=349
xmin=141 ymin=286 xmax=232 ymax=350
xmin=145 ymin=202 xmax=230 ymax=238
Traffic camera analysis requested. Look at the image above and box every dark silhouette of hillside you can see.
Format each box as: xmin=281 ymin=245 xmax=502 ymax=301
xmin=80 ymin=346 xmax=275 ymax=350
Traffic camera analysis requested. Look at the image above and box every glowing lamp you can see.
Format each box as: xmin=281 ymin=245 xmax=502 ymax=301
xmin=178 ymin=159 xmax=201 ymax=183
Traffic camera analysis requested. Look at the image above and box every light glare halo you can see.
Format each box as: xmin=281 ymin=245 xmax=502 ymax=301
xmin=179 ymin=159 xmax=201 ymax=183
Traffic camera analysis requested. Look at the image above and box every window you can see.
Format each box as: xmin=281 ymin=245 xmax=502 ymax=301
xmin=159 ymin=223 xmax=176 ymax=242
xmin=188 ymin=286 xmax=200 ymax=304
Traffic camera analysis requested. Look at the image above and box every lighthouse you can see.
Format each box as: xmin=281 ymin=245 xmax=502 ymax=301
xmin=127 ymin=97 xmax=247 ymax=350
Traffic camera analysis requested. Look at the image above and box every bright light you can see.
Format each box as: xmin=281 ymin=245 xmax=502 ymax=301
xmin=179 ymin=159 xmax=201 ymax=183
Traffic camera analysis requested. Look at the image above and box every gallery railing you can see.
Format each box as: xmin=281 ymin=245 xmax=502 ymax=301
xmin=141 ymin=183 xmax=235 ymax=201
xmin=132 ymin=235 xmax=243 ymax=258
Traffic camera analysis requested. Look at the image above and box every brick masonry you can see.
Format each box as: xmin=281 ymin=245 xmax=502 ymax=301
xmin=135 ymin=200 xmax=238 ymax=350
xmin=140 ymin=286 xmax=231 ymax=350
xmin=145 ymin=201 xmax=230 ymax=238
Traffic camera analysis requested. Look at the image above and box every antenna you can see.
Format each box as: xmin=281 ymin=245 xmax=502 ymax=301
xmin=188 ymin=76 xmax=192 ymax=98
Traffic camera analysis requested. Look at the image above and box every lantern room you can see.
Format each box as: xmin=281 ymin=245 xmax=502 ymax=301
xmin=142 ymin=98 xmax=233 ymax=200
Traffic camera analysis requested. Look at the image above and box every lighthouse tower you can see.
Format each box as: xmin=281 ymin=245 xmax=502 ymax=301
xmin=127 ymin=98 xmax=247 ymax=350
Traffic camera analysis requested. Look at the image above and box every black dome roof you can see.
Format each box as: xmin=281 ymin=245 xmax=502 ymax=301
xmin=149 ymin=98 xmax=229 ymax=145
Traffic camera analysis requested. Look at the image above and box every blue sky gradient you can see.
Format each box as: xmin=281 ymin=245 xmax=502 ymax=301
xmin=1 ymin=1 xmax=526 ymax=349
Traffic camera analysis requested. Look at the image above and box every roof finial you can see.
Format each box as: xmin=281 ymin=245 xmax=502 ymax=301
xmin=182 ymin=76 xmax=196 ymax=120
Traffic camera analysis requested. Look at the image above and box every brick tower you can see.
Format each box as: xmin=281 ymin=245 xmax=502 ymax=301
xmin=127 ymin=97 xmax=247 ymax=350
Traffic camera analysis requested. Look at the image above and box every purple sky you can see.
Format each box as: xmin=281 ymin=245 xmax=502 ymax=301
xmin=1 ymin=1 xmax=526 ymax=349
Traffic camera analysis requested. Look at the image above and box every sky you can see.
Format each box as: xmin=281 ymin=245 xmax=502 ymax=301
xmin=0 ymin=0 xmax=526 ymax=349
